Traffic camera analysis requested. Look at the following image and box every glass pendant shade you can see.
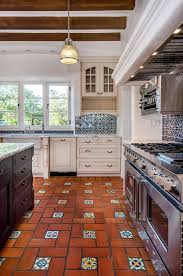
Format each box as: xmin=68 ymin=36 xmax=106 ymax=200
xmin=60 ymin=38 xmax=79 ymax=64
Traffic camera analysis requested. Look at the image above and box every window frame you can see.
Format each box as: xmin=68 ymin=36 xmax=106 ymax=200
xmin=45 ymin=82 xmax=72 ymax=131
xmin=0 ymin=81 xmax=20 ymax=130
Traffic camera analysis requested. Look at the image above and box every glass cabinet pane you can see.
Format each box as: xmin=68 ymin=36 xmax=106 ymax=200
xmin=86 ymin=76 xmax=90 ymax=84
xmin=109 ymin=85 xmax=113 ymax=92
xmin=86 ymin=69 xmax=90 ymax=75
xmin=91 ymin=67 xmax=96 ymax=74
xmin=91 ymin=85 xmax=96 ymax=92
xmin=104 ymin=67 xmax=108 ymax=74
xmin=91 ymin=76 xmax=96 ymax=84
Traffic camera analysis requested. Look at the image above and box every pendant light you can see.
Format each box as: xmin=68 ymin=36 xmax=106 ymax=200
xmin=60 ymin=0 xmax=79 ymax=64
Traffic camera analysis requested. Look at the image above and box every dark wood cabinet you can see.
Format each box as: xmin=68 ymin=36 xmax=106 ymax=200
xmin=0 ymin=146 xmax=34 ymax=246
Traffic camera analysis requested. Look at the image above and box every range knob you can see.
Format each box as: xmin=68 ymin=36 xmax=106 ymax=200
xmin=148 ymin=168 xmax=157 ymax=178
xmin=164 ymin=177 xmax=173 ymax=191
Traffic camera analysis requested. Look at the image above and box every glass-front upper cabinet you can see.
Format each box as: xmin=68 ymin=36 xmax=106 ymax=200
xmin=82 ymin=62 xmax=117 ymax=97
xmin=82 ymin=63 xmax=100 ymax=97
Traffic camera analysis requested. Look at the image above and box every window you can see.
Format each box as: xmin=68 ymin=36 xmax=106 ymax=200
xmin=47 ymin=83 xmax=71 ymax=128
xmin=24 ymin=84 xmax=43 ymax=127
xmin=0 ymin=83 xmax=19 ymax=127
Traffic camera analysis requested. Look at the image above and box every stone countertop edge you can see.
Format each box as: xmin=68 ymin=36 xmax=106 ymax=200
xmin=0 ymin=134 xmax=121 ymax=138
xmin=0 ymin=143 xmax=34 ymax=162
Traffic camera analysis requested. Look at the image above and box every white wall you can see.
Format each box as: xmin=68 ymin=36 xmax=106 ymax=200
xmin=0 ymin=53 xmax=81 ymax=121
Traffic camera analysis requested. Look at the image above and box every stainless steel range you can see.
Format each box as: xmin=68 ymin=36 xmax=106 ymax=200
xmin=124 ymin=142 xmax=183 ymax=276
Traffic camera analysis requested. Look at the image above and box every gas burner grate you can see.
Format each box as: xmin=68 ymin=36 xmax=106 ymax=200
xmin=132 ymin=143 xmax=183 ymax=156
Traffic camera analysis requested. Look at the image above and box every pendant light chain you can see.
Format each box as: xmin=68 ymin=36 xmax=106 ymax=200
xmin=68 ymin=0 xmax=70 ymax=39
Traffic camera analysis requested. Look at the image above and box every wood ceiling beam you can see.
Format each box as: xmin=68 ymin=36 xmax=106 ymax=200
xmin=0 ymin=33 xmax=121 ymax=41
xmin=0 ymin=17 xmax=126 ymax=30
xmin=0 ymin=0 xmax=135 ymax=11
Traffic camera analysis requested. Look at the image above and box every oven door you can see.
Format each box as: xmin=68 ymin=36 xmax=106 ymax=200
xmin=141 ymin=179 xmax=182 ymax=276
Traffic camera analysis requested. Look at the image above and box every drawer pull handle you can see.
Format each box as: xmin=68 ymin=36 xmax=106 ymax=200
xmin=107 ymin=150 xmax=112 ymax=153
xmin=107 ymin=164 xmax=113 ymax=167
xmin=0 ymin=169 xmax=4 ymax=175
xmin=21 ymin=181 xmax=26 ymax=186
xmin=60 ymin=139 xmax=66 ymax=141
xmin=85 ymin=140 xmax=91 ymax=143
xmin=107 ymin=139 xmax=112 ymax=142
xmin=21 ymin=155 xmax=27 ymax=161
xmin=85 ymin=150 xmax=91 ymax=152
xmin=84 ymin=164 xmax=91 ymax=168
xmin=21 ymin=168 xmax=25 ymax=173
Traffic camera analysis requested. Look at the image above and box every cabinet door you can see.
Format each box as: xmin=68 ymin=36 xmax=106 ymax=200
xmin=82 ymin=63 xmax=100 ymax=97
xmin=100 ymin=63 xmax=117 ymax=96
xmin=0 ymin=159 xmax=12 ymax=246
xmin=50 ymin=138 xmax=76 ymax=172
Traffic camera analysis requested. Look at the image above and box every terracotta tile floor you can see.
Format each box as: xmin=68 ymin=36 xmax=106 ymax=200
xmin=0 ymin=176 xmax=157 ymax=276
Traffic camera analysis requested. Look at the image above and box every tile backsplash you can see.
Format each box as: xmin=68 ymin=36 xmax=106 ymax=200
xmin=75 ymin=113 xmax=117 ymax=135
xmin=162 ymin=115 xmax=183 ymax=142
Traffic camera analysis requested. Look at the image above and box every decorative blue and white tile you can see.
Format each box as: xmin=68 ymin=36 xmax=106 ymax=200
xmin=111 ymin=199 xmax=119 ymax=204
xmin=85 ymin=182 xmax=92 ymax=186
xmin=84 ymin=212 xmax=95 ymax=218
xmin=120 ymin=230 xmax=134 ymax=239
xmin=33 ymin=257 xmax=51 ymax=270
xmin=34 ymin=199 xmax=40 ymax=205
xmin=64 ymin=182 xmax=72 ymax=186
xmin=115 ymin=212 xmax=126 ymax=218
xmin=38 ymin=190 xmax=46 ymax=194
xmin=23 ymin=211 xmax=32 ymax=219
xmin=128 ymin=257 xmax=146 ymax=271
xmin=43 ymin=182 xmax=50 ymax=186
xmin=58 ymin=199 xmax=67 ymax=205
xmin=9 ymin=230 xmax=22 ymax=239
xmin=83 ymin=230 xmax=96 ymax=239
xmin=84 ymin=200 xmax=93 ymax=205
xmin=52 ymin=212 xmax=63 ymax=218
xmin=107 ymin=190 xmax=115 ymax=194
xmin=85 ymin=190 xmax=93 ymax=194
xmin=105 ymin=182 xmax=112 ymax=186
xmin=62 ymin=190 xmax=69 ymax=194
xmin=81 ymin=257 xmax=97 ymax=270
xmin=0 ymin=257 xmax=5 ymax=267
xmin=45 ymin=230 xmax=59 ymax=239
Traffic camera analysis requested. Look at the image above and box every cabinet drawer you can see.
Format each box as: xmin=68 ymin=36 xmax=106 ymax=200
xmin=51 ymin=137 xmax=76 ymax=143
xmin=13 ymin=161 xmax=32 ymax=186
xmin=14 ymin=176 xmax=33 ymax=198
xmin=77 ymin=159 xmax=120 ymax=173
xmin=13 ymin=148 xmax=32 ymax=169
xmin=78 ymin=145 xmax=120 ymax=159
xmin=99 ymin=137 xmax=120 ymax=144
xmin=0 ymin=158 xmax=12 ymax=185
xmin=77 ymin=137 xmax=98 ymax=145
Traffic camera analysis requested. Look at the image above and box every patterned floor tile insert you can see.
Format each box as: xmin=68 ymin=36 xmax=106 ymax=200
xmin=9 ymin=230 xmax=22 ymax=239
xmin=34 ymin=199 xmax=40 ymax=205
xmin=52 ymin=212 xmax=64 ymax=218
xmin=43 ymin=182 xmax=50 ymax=186
xmin=85 ymin=190 xmax=93 ymax=194
xmin=45 ymin=230 xmax=59 ymax=239
xmin=105 ymin=182 xmax=112 ymax=186
xmin=84 ymin=200 xmax=93 ymax=205
xmin=83 ymin=230 xmax=96 ymax=239
xmin=58 ymin=199 xmax=67 ymax=205
xmin=38 ymin=190 xmax=46 ymax=194
xmin=81 ymin=257 xmax=97 ymax=270
xmin=107 ymin=190 xmax=115 ymax=194
xmin=62 ymin=190 xmax=69 ymax=194
xmin=85 ymin=182 xmax=92 ymax=186
xmin=33 ymin=257 xmax=51 ymax=270
xmin=23 ymin=211 xmax=32 ymax=219
xmin=128 ymin=257 xmax=146 ymax=271
xmin=84 ymin=212 xmax=95 ymax=218
xmin=115 ymin=211 xmax=126 ymax=218
xmin=120 ymin=230 xmax=134 ymax=239
xmin=0 ymin=258 xmax=5 ymax=267
xmin=64 ymin=182 xmax=72 ymax=186
xmin=111 ymin=199 xmax=119 ymax=204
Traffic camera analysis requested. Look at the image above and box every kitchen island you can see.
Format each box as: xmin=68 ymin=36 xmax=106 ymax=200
xmin=0 ymin=143 xmax=34 ymax=246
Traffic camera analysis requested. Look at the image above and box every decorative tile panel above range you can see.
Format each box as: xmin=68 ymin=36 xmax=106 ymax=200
xmin=162 ymin=115 xmax=183 ymax=142
xmin=75 ymin=113 xmax=117 ymax=135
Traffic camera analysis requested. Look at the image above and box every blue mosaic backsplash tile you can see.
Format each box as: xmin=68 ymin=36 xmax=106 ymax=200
xmin=162 ymin=115 xmax=183 ymax=142
xmin=75 ymin=113 xmax=117 ymax=135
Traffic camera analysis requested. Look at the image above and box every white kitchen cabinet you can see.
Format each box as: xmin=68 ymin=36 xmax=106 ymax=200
xmin=82 ymin=62 xmax=117 ymax=97
xmin=50 ymin=137 xmax=76 ymax=172
xmin=77 ymin=137 xmax=121 ymax=175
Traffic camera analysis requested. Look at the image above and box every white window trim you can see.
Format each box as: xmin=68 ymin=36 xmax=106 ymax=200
xmin=45 ymin=82 xmax=72 ymax=131
xmin=0 ymin=81 xmax=20 ymax=131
